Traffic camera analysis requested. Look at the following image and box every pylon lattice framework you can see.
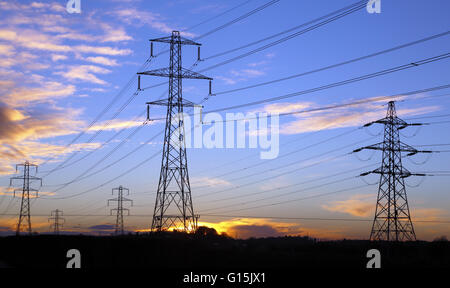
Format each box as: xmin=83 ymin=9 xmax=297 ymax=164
xmin=48 ymin=209 xmax=65 ymax=235
xmin=108 ymin=185 xmax=133 ymax=235
xmin=9 ymin=161 xmax=42 ymax=235
xmin=354 ymin=101 xmax=432 ymax=241
xmin=138 ymin=31 xmax=212 ymax=232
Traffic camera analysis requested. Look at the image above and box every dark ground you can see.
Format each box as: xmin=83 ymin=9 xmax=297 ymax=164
xmin=0 ymin=231 xmax=449 ymax=269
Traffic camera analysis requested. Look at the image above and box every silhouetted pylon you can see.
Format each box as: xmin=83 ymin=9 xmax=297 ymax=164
xmin=107 ymin=186 xmax=133 ymax=235
xmin=354 ymin=101 xmax=432 ymax=241
xmin=138 ymin=31 xmax=212 ymax=232
xmin=48 ymin=209 xmax=65 ymax=235
xmin=9 ymin=161 xmax=42 ymax=235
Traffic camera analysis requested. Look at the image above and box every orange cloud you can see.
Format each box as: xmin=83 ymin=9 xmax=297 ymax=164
xmin=322 ymin=194 xmax=375 ymax=217
xmin=0 ymin=104 xmax=104 ymax=175
xmin=197 ymin=217 xmax=342 ymax=239
xmin=2 ymin=81 xmax=76 ymax=107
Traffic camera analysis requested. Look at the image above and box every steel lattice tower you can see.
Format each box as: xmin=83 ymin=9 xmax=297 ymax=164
xmin=9 ymin=161 xmax=42 ymax=235
xmin=48 ymin=209 xmax=65 ymax=235
xmin=138 ymin=31 xmax=212 ymax=232
xmin=108 ymin=186 xmax=133 ymax=235
xmin=354 ymin=101 xmax=431 ymax=241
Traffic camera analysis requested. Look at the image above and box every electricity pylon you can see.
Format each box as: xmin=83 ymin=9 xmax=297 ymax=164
xmin=48 ymin=209 xmax=65 ymax=235
xmin=9 ymin=161 xmax=42 ymax=235
xmin=138 ymin=31 xmax=212 ymax=232
xmin=353 ymin=101 xmax=431 ymax=241
xmin=107 ymin=186 xmax=133 ymax=235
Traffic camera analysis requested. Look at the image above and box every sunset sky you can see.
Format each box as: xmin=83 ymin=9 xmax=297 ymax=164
xmin=0 ymin=0 xmax=449 ymax=240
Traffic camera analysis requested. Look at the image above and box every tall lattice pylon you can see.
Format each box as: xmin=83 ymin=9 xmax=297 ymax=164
xmin=138 ymin=31 xmax=212 ymax=232
xmin=108 ymin=186 xmax=133 ymax=235
xmin=48 ymin=209 xmax=65 ymax=235
xmin=354 ymin=101 xmax=431 ymax=241
xmin=9 ymin=161 xmax=42 ymax=235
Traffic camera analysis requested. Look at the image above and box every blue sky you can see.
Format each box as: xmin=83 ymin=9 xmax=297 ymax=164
xmin=0 ymin=0 xmax=449 ymax=239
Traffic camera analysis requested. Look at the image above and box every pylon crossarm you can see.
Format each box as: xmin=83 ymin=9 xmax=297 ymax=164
xmin=399 ymin=122 xmax=426 ymax=130
xmin=361 ymin=168 xmax=424 ymax=178
xmin=353 ymin=142 xmax=384 ymax=153
xmin=147 ymin=98 xmax=198 ymax=107
xmin=374 ymin=117 xmax=408 ymax=126
xmin=122 ymin=197 xmax=133 ymax=204
xmin=30 ymin=176 xmax=43 ymax=186
xmin=150 ymin=35 xmax=201 ymax=46
xmin=354 ymin=142 xmax=432 ymax=154
xmin=138 ymin=67 xmax=212 ymax=80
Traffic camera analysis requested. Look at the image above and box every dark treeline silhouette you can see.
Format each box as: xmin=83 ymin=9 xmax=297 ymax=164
xmin=0 ymin=228 xmax=448 ymax=268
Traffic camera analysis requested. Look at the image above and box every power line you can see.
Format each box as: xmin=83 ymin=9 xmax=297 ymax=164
xmin=191 ymin=99 xmax=450 ymax=178
xmin=194 ymin=0 xmax=280 ymax=40
xmin=195 ymin=136 xmax=375 ymax=199
xmin=144 ymin=84 xmax=450 ymax=124
xmin=199 ymin=163 xmax=377 ymax=212
xmin=48 ymin=119 xmax=149 ymax=194
xmin=205 ymin=53 xmax=450 ymax=113
xmin=39 ymin=0 xmax=276 ymax=179
xmin=36 ymin=0 xmax=274 ymax=177
xmin=183 ymin=0 xmax=254 ymax=32
xmin=197 ymin=184 xmax=367 ymax=214
xmin=41 ymin=150 xmax=161 ymax=200
xmin=2 ymin=213 xmax=450 ymax=225
xmin=205 ymin=0 xmax=368 ymax=60
xmin=42 ymin=89 xmax=168 ymax=188
xmin=405 ymin=112 xmax=450 ymax=121
xmin=200 ymin=214 xmax=450 ymax=224
xmin=191 ymin=121 xmax=351 ymax=178
xmin=41 ymin=109 xmax=148 ymax=174
xmin=38 ymin=59 xmax=152 ymax=172
xmin=198 ymin=1 xmax=367 ymax=72
xmin=153 ymin=0 xmax=279 ymax=57
xmin=193 ymin=127 xmax=360 ymax=189
xmin=41 ymin=83 xmax=450 ymax=201
xmin=43 ymin=84 xmax=450 ymax=199
xmin=213 ymin=30 xmax=450 ymax=95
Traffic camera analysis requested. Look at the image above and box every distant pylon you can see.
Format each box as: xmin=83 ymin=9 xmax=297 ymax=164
xmin=138 ymin=31 xmax=212 ymax=232
xmin=353 ymin=101 xmax=432 ymax=241
xmin=9 ymin=161 xmax=42 ymax=235
xmin=48 ymin=209 xmax=65 ymax=235
xmin=107 ymin=186 xmax=133 ymax=235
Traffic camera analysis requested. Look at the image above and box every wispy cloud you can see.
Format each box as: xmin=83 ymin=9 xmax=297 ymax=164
xmin=109 ymin=8 xmax=195 ymax=37
xmin=55 ymin=65 xmax=112 ymax=85
xmin=84 ymin=56 xmax=119 ymax=66
xmin=191 ymin=177 xmax=231 ymax=187
xmin=89 ymin=119 xmax=144 ymax=132
xmin=51 ymin=54 xmax=67 ymax=62
xmin=260 ymin=99 xmax=441 ymax=135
